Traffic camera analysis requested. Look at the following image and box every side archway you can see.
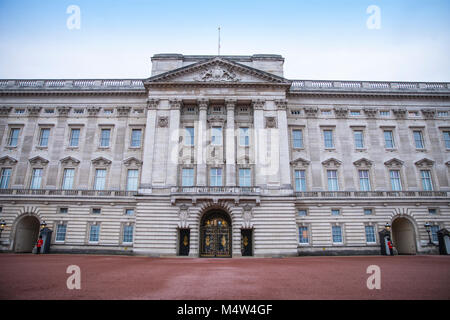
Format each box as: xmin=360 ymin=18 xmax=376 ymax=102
xmin=391 ymin=216 xmax=417 ymax=255
xmin=13 ymin=215 xmax=41 ymax=253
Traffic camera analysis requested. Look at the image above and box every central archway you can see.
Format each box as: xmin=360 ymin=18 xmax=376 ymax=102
xmin=392 ymin=217 xmax=417 ymax=255
xmin=199 ymin=210 xmax=232 ymax=257
xmin=14 ymin=215 xmax=40 ymax=253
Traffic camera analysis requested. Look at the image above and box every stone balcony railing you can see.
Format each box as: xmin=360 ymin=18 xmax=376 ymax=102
xmin=0 ymin=79 xmax=145 ymax=92
xmin=170 ymin=186 xmax=261 ymax=195
xmin=295 ymin=190 xmax=449 ymax=199
xmin=290 ymin=80 xmax=450 ymax=94
xmin=0 ymin=189 xmax=136 ymax=197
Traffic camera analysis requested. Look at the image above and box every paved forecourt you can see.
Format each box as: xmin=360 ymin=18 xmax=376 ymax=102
xmin=0 ymin=254 xmax=449 ymax=300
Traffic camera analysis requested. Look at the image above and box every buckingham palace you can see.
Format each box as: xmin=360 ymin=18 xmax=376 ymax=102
xmin=0 ymin=53 xmax=449 ymax=257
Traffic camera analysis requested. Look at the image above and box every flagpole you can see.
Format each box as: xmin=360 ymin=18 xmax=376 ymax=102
xmin=218 ymin=26 xmax=221 ymax=56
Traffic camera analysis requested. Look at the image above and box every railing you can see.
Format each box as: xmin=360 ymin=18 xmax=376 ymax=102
xmin=290 ymin=80 xmax=450 ymax=93
xmin=0 ymin=189 xmax=136 ymax=197
xmin=0 ymin=79 xmax=145 ymax=91
xmin=171 ymin=186 xmax=261 ymax=194
xmin=295 ymin=191 xmax=449 ymax=198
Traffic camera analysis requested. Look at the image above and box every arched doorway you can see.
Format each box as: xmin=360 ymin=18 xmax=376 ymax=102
xmin=200 ymin=210 xmax=232 ymax=257
xmin=14 ymin=215 xmax=40 ymax=253
xmin=392 ymin=217 xmax=417 ymax=255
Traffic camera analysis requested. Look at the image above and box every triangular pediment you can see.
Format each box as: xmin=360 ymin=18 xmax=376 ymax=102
xmin=353 ymin=158 xmax=373 ymax=168
xmin=60 ymin=156 xmax=80 ymax=166
xmin=144 ymin=57 xmax=290 ymax=86
xmin=29 ymin=156 xmax=49 ymax=165
xmin=91 ymin=157 xmax=112 ymax=166
xmin=290 ymin=157 xmax=310 ymax=167
xmin=384 ymin=158 xmax=404 ymax=167
xmin=123 ymin=157 xmax=142 ymax=166
xmin=414 ymin=158 xmax=434 ymax=167
xmin=322 ymin=158 xmax=342 ymax=167
xmin=0 ymin=156 xmax=18 ymax=165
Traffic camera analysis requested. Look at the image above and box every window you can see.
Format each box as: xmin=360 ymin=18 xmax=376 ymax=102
xmin=292 ymin=130 xmax=303 ymax=148
xmin=298 ymin=209 xmax=307 ymax=216
xmin=323 ymin=130 xmax=334 ymax=148
xmin=185 ymin=127 xmax=195 ymax=146
xmin=92 ymin=208 xmax=101 ymax=214
xmin=0 ymin=168 xmax=12 ymax=189
xmin=428 ymin=208 xmax=437 ymax=215
xmin=350 ymin=110 xmax=361 ymax=116
xmin=15 ymin=109 xmax=25 ymax=114
xmin=331 ymin=209 xmax=340 ymax=216
xmin=364 ymin=208 xmax=373 ymax=215
xmin=438 ymin=111 xmax=448 ymax=117
xmin=413 ymin=131 xmax=425 ymax=149
xmin=327 ymin=170 xmax=339 ymax=191
xmin=431 ymin=225 xmax=439 ymax=242
xmin=390 ymin=170 xmax=402 ymax=191
xmin=365 ymin=226 xmax=376 ymax=243
xmin=354 ymin=131 xmax=364 ymax=149
xmin=100 ymin=129 xmax=111 ymax=147
xmin=420 ymin=170 xmax=433 ymax=191
xmin=239 ymin=128 xmax=249 ymax=147
xmin=182 ymin=168 xmax=194 ymax=187
xmin=359 ymin=170 xmax=371 ymax=191
xmin=239 ymin=168 xmax=251 ymax=187
xmin=332 ymin=226 xmax=343 ymax=243
xmin=384 ymin=130 xmax=395 ymax=149
xmin=294 ymin=170 xmax=306 ymax=192
xmin=89 ymin=224 xmax=100 ymax=242
xmin=94 ymin=169 xmax=106 ymax=190
xmin=443 ymin=131 xmax=450 ymax=149
xmin=39 ymin=128 xmax=50 ymax=147
xmin=380 ymin=111 xmax=390 ymax=117
xmin=104 ymin=109 xmax=113 ymax=114
xmin=131 ymin=129 xmax=142 ymax=147
xmin=125 ymin=209 xmax=134 ymax=215
xmin=126 ymin=169 xmax=139 ymax=191
xmin=211 ymin=127 xmax=222 ymax=146
xmin=299 ymin=226 xmax=309 ymax=244
xmin=69 ymin=128 xmax=80 ymax=147
xmin=73 ymin=108 xmax=84 ymax=114
xmin=322 ymin=110 xmax=332 ymax=116
xmin=210 ymin=168 xmax=222 ymax=186
xmin=8 ymin=128 xmax=20 ymax=147
xmin=62 ymin=168 xmax=75 ymax=190
xmin=59 ymin=207 xmax=68 ymax=214
xmin=55 ymin=224 xmax=67 ymax=242
xmin=123 ymin=225 xmax=134 ymax=243
xmin=30 ymin=168 xmax=43 ymax=189
xmin=44 ymin=109 xmax=54 ymax=114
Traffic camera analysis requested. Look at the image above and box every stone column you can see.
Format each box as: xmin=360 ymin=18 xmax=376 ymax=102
xmin=139 ymin=98 xmax=159 ymax=193
xmin=166 ymin=99 xmax=181 ymax=187
xmin=275 ymin=99 xmax=291 ymax=189
xmin=252 ymin=99 xmax=266 ymax=187
xmin=225 ymin=99 xmax=236 ymax=186
xmin=196 ymin=98 xmax=208 ymax=186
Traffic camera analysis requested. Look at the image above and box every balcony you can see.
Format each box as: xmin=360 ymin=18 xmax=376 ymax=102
xmin=294 ymin=190 xmax=449 ymax=199
xmin=0 ymin=189 xmax=136 ymax=197
xmin=170 ymin=186 xmax=261 ymax=195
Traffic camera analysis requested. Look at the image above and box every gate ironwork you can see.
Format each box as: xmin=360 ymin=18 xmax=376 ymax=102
xmin=200 ymin=214 xmax=231 ymax=257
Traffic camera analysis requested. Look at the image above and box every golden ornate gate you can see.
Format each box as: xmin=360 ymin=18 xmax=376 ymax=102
xmin=200 ymin=212 xmax=231 ymax=257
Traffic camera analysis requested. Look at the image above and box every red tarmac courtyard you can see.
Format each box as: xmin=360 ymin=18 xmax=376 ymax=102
xmin=0 ymin=254 xmax=449 ymax=300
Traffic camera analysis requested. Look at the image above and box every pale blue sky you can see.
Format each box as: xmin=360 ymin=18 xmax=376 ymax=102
xmin=0 ymin=0 xmax=449 ymax=81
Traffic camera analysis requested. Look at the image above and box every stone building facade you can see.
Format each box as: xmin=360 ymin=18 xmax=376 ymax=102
xmin=0 ymin=54 xmax=449 ymax=257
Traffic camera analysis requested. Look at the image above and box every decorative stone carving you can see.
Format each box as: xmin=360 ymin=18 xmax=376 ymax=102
xmin=27 ymin=106 xmax=42 ymax=116
xmin=178 ymin=204 xmax=190 ymax=228
xmin=29 ymin=156 xmax=49 ymax=165
xmin=363 ymin=108 xmax=377 ymax=118
xmin=0 ymin=106 xmax=12 ymax=115
xmin=158 ymin=116 xmax=169 ymax=128
xmin=392 ymin=108 xmax=407 ymax=119
xmin=242 ymin=204 xmax=253 ymax=229
xmin=353 ymin=158 xmax=373 ymax=168
xmin=57 ymin=106 xmax=71 ymax=116
xmin=265 ymin=116 xmax=277 ymax=128
xmin=384 ymin=158 xmax=404 ymax=168
xmin=60 ymin=156 xmax=80 ymax=166
xmin=0 ymin=156 xmax=18 ymax=165
xmin=225 ymin=99 xmax=236 ymax=111
xmin=274 ymin=99 xmax=288 ymax=110
xmin=116 ymin=106 xmax=131 ymax=116
xmin=414 ymin=158 xmax=434 ymax=168
xmin=197 ymin=98 xmax=209 ymax=110
xmin=86 ymin=106 xmax=101 ymax=116
xmin=91 ymin=157 xmax=112 ymax=166
xmin=123 ymin=157 xmax=143 ymax=167
xmin=421 ymin=108 xmax=436 ymax=120
xmin=322 ymin=158 xmax=342 ymax=168
xmin=195 ymin=65 xmax=240 ymax=82
xmin=147 ymin=98 xmax=160 ymax=110
xmin=251 ymin=99 xmax=265 ymax=110
xmin=334 ymin=107 xmax=348 ymax=118
xmin=237 ymin=155 xmax=250 ymax=165
xmin=303 ymin=106 xmax=318 ymax=118
xmin=290 ymin=157 xmax=310 ymax=167
xmin=169 ymin=99 xmax=182 ymax=110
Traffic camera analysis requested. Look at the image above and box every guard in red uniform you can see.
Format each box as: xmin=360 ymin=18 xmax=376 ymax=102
xmin=387 ymin=238 xmax=394 ymax=256
xmin=36 ymin=235 xmax=43 ymax=254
